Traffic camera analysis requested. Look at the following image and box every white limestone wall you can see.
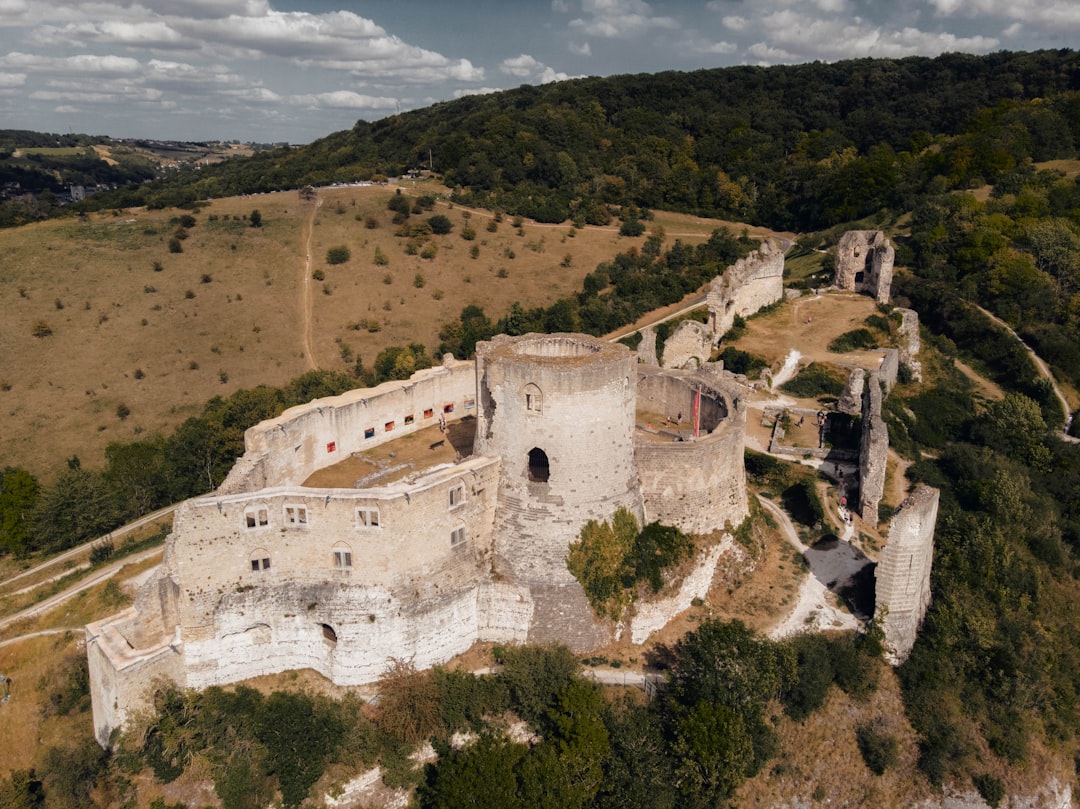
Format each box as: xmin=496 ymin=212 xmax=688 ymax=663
xmin=630 ymin=538 xmax=729 ymax=643
xmin=475 ymin=334 xmax=644 ymax=583
xmin=707 ymin=239 xmax=784 ymax=337
xmin=834 ymin=230 xmax=894 ymax=304
xmin=221 ymin=359 xmax=477 ymax=492
xmin=875 ymin=485 xmax=939 ymax=664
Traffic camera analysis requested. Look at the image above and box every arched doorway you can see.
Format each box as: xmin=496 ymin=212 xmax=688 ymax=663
xmin=527 ymin=447 xmax=550 ymax=483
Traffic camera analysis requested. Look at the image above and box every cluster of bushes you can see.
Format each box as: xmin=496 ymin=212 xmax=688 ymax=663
xmin=566 ymin=507 xmax=694 ymax=620
xmin=778 ymin=362 xmax=846 ymax=400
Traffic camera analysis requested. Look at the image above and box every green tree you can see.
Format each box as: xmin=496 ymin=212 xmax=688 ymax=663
xmin=428 ymin=214 xmax=453 ymax=234
xmin=0 ymin=467 xmax=39 ymax=556
xmin=249 ymin=209 xmax=262 ymax=227
xmin=972 ymin=392 xmax=1051 ymax=470
xmin=672 ymin=701 xmax=755 ymax=805
xmin=566 ymin=507 xmax=638 ymax=620
xmin=30 ymin=466 xmax=121 ymax=553
xmin=416 ymin=734 xmax=526 ymax=809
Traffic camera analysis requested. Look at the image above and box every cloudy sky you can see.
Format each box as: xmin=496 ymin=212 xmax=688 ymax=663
xmin=0 ymin=0 xmax=1077 ymax=144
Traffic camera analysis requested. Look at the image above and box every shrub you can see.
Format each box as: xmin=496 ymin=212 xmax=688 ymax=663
xmin=364 ymin=215 xmax=379 ymax=229
xmin=312 ymin=268 xmax=325 ymax=281
xmin=973 ymin=774 xmax=1006 ymax=808
xmin=249 ymin=209 xmax=262 ymax=227
xmin=828 ymin=328 xmax=879 ymax=353
xmin=856 ymin=723 xmax=898 ymax=775
xmin=619 ymin=218 xmax=645 ymax=237
xmin=414 ymin=273 xmax=425 ymax=288
xmin=374 ymin=246 xmax=389 ymax=266
xmin=31 ymin=320 xmax=52 ymax=338
xmin=421 ymin=243 xmax=437 ymax=259
xmin=779 ymin=362 xmax=845 ymax=399
xmin=152 ymin=261 xmax=164 ymax=272
xmin=428 ymin=214 xmax=453 ymax=234
xmin=719 ymin=347 xmax=768 ymax=378
xmin=326 ymin=246 xmax=350 ymax=265
xmin=168 ymin=237 xmax=182 ymax=253
xmin=200 ymin=273 xmax=212 ymax=284
xmin=460 ymin=225 xmax=476 ymax=240
xmin=116 ymin=402 xmax=131 ymax=420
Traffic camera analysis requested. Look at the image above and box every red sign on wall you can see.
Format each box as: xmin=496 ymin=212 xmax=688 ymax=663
xmin=326 ymin=441 xmax=336 ymax=453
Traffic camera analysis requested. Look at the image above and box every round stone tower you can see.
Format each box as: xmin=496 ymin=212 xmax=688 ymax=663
xmin=474 ymin=334 xmax=644 ymax=644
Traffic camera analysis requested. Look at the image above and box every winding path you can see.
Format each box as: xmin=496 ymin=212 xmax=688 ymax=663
xmin=300 ymin=194 xmax=322 ymax=370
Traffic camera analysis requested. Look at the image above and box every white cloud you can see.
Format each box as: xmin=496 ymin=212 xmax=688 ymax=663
xmin=570 ymin=41 xmax=591 ymax=56
xmin=0 ymin=52 xmax=142 ymax=75
xmin=699 ymin=41 xmax=737 ymax=55
xmin=0 ymin=71 xmax=26 ymax=87
xmin=453 ymin=86 xmax=502 ymax=98
xmin=551 ymin=0 xmax=570 ymax=11
xmin=569 ymin=0 xmax=680 ymax=38
xmin=501 ymin=54 xmax=543 ymax=78
xmin=500 ymin=54 xmax=572 ymax=84
xmin=290 ymin=90 xmax=397 ymax=110
xmin=926 ymin=0 xmax=1080 ymax=31
xmin=722 ymin=15 xmax=748 ymax=32
xmin=751 ymin=10 xmax=999 ymax=62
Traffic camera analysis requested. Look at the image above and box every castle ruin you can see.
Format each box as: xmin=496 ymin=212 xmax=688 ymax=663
xmin=833 ymin=230 xmax=894 ymax=304
xmin=707 ymin=238 xmax=785 ymax=338
xmin=87 ymin=333 xmax=749 ymax=746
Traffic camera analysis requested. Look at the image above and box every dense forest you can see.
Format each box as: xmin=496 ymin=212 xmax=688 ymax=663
xmin=77 ymin=50 xmax=1080 ymax=231
xmin=4 ymin=49 xmax=1080 ymax=806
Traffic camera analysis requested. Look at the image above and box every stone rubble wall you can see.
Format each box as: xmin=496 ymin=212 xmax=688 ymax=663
xmin=875 ymin=485 xmax=939 ymax=664
xmin=858 ymin=374 xmax=888 ymax=523
xmin=660 ymin=320 xmax=713 ymax=369
xmin=838 ymin=368 xmax=866 ymax=415
xmin=878 ymin=348 xmax=900 ymax=394
xmin=896 ymin=307 xmax=923 ymax=382
xmin=635 ymin=326 xmax=659 ymax=366
xmin=707 ymin=238 xmax=785 ymax=338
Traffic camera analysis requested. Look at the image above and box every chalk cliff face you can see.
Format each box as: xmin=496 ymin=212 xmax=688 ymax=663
xmin=875 ymin=484 xmax=939 ymax=664
xmin=707 ymin=238 xmax=785 ymax=338
xmin=834 ymin=230 xmax=894 ymax=304
xmin=87 ymin=333 xmax=750 ymax=747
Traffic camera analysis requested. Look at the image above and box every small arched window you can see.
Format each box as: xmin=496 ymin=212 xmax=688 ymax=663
xmin=528 ymin=447 xmax=550 ymax=483
xmin=524 ymin=383 xmax=543 ymax=413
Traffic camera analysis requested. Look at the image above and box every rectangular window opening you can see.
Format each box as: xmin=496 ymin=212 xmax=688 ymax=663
xmin=423 ymin=408 xmax=434 ymax=419
xmin=443 ymin=403 xmax=454 ymax=414
xmin=384 ymin=420 xmax=395 ymax=432
xmin=451 ymin=526 xmax=466 ymax=547
xmin=449 ymin=485 xmax=465 ymax=508
xmin=285 ymin=505 xmax=308 ymax=526
xmin=404 ymin=414 xmax=415 ymax=425
xmin=364 ymin=427 xmax=375 ymax=439
xmin=357 ymin=507 xmax=381 ymax=528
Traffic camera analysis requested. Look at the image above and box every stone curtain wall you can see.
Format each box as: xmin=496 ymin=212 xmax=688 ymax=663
xmin=707 ymin=239 xmax=785 ymax=338
xmin=221 ymin=358 xmax=477 ymax=493
xmin=661 ymin=320 xmax=714 ymax=369
xmin=875 ymin=485 xmax=939 ymax=664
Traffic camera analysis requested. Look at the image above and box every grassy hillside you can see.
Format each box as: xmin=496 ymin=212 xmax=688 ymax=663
xmin=1 ymin=183 xmax=746 ymax=480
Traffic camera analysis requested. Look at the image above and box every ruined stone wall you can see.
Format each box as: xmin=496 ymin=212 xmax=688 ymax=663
xmin=896 ymin=308 xmax=923 ymax=382
xmin=838 ymin=368 xmax=866 ymax=415
xmin=878 ymin=348 xmax=899 ymax=394
xmin=858 ymin=374 xmax=888 ymax=523
xmin=635 ymin=326 xmax=659 ymax=366
xmin=875 ymin=485 xmax=939 ymax=664
xmin=475 ymin=334 xmax=644 ymax=584
xmin=86 ymin=613 xmax=184 ymax=747
xmin=707 ymin=239 xmax=785 ymax=338
xmin=661 ymin=320 xmax=713 ymax=369
xmin=221 ymin=359 xmax=477 ymax=493
xmin=634 ymin=370 xmax=748 ymax=534
xmin=834 ymin=230 xmax=894 ymax=304
xmin=630 ymin=538 xmax=729 ymax=644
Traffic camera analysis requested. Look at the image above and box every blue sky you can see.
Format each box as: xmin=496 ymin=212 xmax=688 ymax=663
xmin=0 ymin=0 xmax=1076 ymax=144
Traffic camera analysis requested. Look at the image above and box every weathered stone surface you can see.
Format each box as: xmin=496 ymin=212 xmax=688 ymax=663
xmin=896 ymin=307 xmax=923 ymax=382
xmin=837 ymin=368 xmax=866 ymax=415
xmin=660 ymin=320 xmax=713 ymax=369
xmin=858 ymin=373 xmax=888 ymax=523
xmin=834 ymin=230 xmax=894 ymax=304
xmin=875 ymin=485 xmax=939 ymax=665
xmin=707 ymin=238 xmax=785 ymax=338
xmin=636 ymin=326 xmax=659 ymax=366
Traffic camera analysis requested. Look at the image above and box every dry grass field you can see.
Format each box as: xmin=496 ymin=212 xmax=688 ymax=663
xmin=1 ymin=184 xmax=772 ymax=481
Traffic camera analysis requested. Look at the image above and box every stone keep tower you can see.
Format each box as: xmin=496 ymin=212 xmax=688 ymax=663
xmin=834 ymin=230 xmax=894 ymax=304
xmin=474 ymin=334 xmax=644 ymax=648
